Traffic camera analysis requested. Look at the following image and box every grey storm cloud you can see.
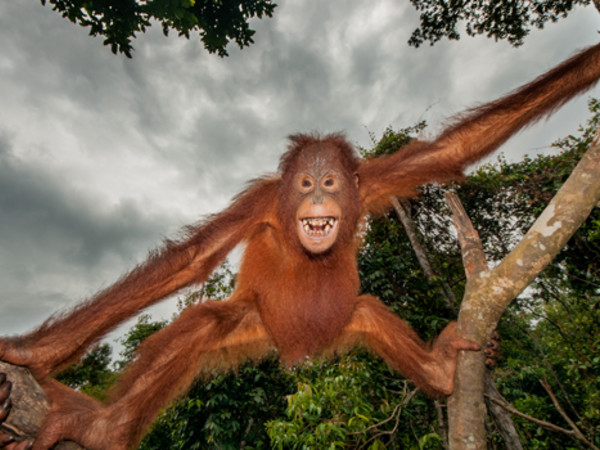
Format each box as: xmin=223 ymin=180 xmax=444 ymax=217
xmin=0 ymin=0 xmax=599 ymax=339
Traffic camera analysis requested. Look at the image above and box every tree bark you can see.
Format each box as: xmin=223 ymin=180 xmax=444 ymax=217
xmin=484 ymin=375 xmax=523 ymax=449
xmin=0 ymin=361 xmax=82 ymax=449
xmin=447 ymin=130 xmax=600 ymax=449
xmin=394 ymin=193 xmax=522 ymax=447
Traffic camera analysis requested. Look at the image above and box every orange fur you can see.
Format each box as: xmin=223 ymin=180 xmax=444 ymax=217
xmin=358 ymin=43 xmax=600 ymax=213
xmin=1 ymin=42 xmax=600 ymax=449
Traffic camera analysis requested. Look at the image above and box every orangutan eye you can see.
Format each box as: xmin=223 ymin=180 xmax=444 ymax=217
xmin=324 ymin=178 xmax=334 ymax=187
xmin=300 ymin=177 xmax=313 ymax=189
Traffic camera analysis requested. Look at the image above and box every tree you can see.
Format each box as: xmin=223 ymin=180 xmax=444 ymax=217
xmin=4 ymin=110 xmax=600 ymax=447
xmin=40 ymin=0 xmax=277 ymax=57
xmin=141 ymin=358 xmax=292 ymax=450
xmin=408 ymin=0 xmax=595 ymax=48
xmin=116 ymin=315 xmax=168 ymax=369
xmin=266 ymin=352 xmax=426 ymax=450
xmin=454 ymin=102 xmax=600 ymax=448
xmin=354 ymin=105 xmax=600 ymax=448
xmin=446 ymin=99 xmax=600 ymax=448
xmin=55 ymin=343 xmax=115 ymax=401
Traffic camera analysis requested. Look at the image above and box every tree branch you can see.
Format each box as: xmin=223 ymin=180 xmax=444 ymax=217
xmin=434 ymin=400 xmax=450 ymax=450
xmin=391 ymin=196 xmax=457 ymax=310
xmin=394 ymin=193 xmax=521 ymax=447
xmin=444 ymin=192 xmax=488 ymax=277
xmin=486 ymin=384 xmax=600 ymax=450
xmin=447 ymin=129 xmax=600 ymax=449
xmin=0 ymin=362 xmax=82 ymax=449
xmin=354 ymin=387 xmax=418 ymax=449
xmin=483 ymin=374 xmax=523 ymax=450
xmin=539 ymin=380 xmax=599 ymax=450
xmin=443 ymin=193 xmax=523 ymax=447
xmin=486 ymin=395 xmax=574 ymax=435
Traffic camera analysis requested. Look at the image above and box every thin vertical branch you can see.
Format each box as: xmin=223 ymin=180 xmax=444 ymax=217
xmin=443 ymin=192 xmax=488 ymax=277
xmin=434 ymin=401 xmax=450 ymax=450
xmin=484 ymin=375 xmax=523 ymax=449
xmin=391 ymin=197 xmax=457 ymax=310
xmin=539 ymin=380 xmax=599 ymax=450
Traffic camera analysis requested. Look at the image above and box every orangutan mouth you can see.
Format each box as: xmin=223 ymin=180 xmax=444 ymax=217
xmin=300 ymin=217 xmax=338 ymax=237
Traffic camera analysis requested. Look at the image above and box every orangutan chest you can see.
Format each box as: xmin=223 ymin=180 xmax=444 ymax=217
xmin=257 ymin=266 xmax=356 ymax=364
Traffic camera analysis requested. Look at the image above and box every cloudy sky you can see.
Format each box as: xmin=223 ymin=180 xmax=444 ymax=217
xmin=0 ymin=1 xmax=599 ymax=344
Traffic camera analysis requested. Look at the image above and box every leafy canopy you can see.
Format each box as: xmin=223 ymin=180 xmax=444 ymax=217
xmin=40 ymin=0 xmax=277 ymax=57
xmin=408 ymin=0 xmax=591 ymax=47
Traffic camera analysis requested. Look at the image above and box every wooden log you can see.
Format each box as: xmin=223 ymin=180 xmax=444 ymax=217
xmin=0 ymin=361 xmax=82 ymax=449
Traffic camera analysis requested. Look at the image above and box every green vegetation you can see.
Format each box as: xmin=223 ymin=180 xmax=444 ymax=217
xmin=40 ymin=0 xmax=276 ymax=57
xmin=42 ymin=1 xmax=595 ymax=57
xmin=408 ymin=0 xmax=592 ymax=48
xmin=56 ymin=100 xmax=600 ymax=447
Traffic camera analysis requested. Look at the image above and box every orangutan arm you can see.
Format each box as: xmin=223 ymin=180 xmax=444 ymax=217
xmin=1 ymin=176 xmax=280 ymax=378
xmin=359 ymin=42 xmax=600 ymax=212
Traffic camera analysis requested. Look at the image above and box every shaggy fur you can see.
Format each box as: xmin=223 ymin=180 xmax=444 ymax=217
xmin=2 ymin=42 xmax=600 ymax=450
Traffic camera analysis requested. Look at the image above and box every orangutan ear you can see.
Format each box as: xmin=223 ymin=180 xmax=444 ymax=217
xmin=354 ymin=173 xmax=360 ymax=188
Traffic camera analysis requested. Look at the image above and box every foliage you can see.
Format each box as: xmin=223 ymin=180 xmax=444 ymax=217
xmin=357 ymin=98 xmax=600 ymax=447
xmin=116 ymin=314 xmax=168 ymax=369
xmin=40 ymin=0 xmax=277 ymax=57
xmin=266 ymin=351 xmax=440 ymax=450
xmin=55 ymin=343 xmax=116 ymax=400
xmin=141 ymin=358 xmax=293 ymax=449
xmin=360 ymin=123 xmax=428 ymax=158
xmin=485 ymin=101 xmax=600 ymax=447
xmin=177 ymin=261 xmax=236 ymax=308
xmin=408 ymin=0 xmax=591 ymax=48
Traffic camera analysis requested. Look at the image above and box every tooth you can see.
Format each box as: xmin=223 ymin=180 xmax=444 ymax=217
xmin=325 ymin=224 xmax=330 ymax=233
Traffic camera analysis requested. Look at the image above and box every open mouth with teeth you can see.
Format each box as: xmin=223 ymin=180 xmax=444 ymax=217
xmin=300 ymin=217 xmax=337 ymax=236
xmin=297 ymin=216 xmax=339 ymax=253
